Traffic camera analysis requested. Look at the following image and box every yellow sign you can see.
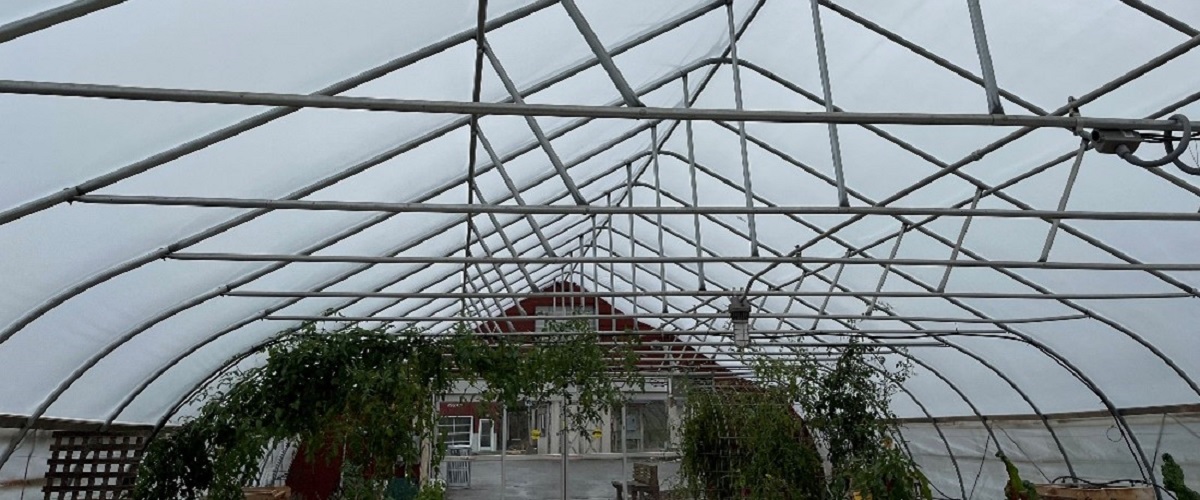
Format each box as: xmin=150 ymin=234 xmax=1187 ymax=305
xmin=591 ymin=429 xmax=602 ymax=439
xmin=531 ymin=429 xmax=542 ymax=439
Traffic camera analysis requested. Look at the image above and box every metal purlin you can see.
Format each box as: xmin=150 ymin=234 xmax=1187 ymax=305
xmin=18 ymin=13 xmax=787 ymax=335
xmin=323 ymin=183 xmax=644 ymax=331
xmin=581 ymin=239 xmax=979 ymax=498
xmin=640 ymin=168 xmax=1118 ymax=471
xmin=625 ymin=200 xmax=1107 ymax=485
xmin=723 ymin=61 xmax=1200 ymax=400
xmin=1114 ymin=0 xmax=1199 ymax=37
xmin=633 ymin=166 xmax=1085 ymax=477
xmin=225 ymin=289 xmax=1197 ymax=302
xmin=0 ymin=145 xmax=653 ymax=467
xmin=695 ymin=58 xmax=1200 ymax=401
xmin=65 ymin=60 xmax=1190 ymax=316
xmin=98 ymin=160 xmax=652 ymax=430
xmin=610 ymin=215 xmax=1070 ymax=486
xmin=0 ymin=0 xmax=125 ymax=43
xmin=817 ymin=0 xmax=1200 ymax=199
xmin=790 ymin=32 xmax=1200 ymax=254
xmin=270 ymin=158 xmax=652 ymax=331
xmin=0 ymin=73 xmax=685 ymax=457
xmin=0 ymin=0 xmax=725 ymax=347
xmin=0 ymin=0 xmax=564 ymax=227
xmin=817 ymin=0 xmax=1046 ymax=115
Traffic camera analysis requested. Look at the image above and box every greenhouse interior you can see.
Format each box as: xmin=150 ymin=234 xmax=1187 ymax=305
xmin=2 ymin=1 xmax=1200 ymax=499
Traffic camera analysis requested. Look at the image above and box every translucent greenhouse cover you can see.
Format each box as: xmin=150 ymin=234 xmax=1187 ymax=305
xmin=1 ymin=0 xmax=1200 ymax=495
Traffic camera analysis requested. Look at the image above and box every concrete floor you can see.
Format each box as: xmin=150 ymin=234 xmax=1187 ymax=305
xmin=443 ymin=458 xmax=680 ymax=500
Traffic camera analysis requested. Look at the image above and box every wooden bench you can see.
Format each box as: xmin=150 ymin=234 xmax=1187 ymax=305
xmin=612 ymin=463 xmax=660 ymax=500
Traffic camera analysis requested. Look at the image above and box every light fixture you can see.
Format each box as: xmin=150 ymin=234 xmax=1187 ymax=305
xmin=728 ymin=295 xmax=752 ymax=348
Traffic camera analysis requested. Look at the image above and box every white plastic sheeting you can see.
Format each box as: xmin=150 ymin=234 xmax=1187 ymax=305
xmin=1 ymin=0 xmax=1200 ymax=496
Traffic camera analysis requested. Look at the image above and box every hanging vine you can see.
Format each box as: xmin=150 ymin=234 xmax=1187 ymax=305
xmin=134 ymin=320 xmax=640 ymax=500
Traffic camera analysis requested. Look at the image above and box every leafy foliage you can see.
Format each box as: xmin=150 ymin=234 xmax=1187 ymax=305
xmin=1163 ymin=453 xmax=1199 ymax=500
xmin=998 ymin=452 xmax=1039 ymax=500
xmin=678 ymin=379 xmax=824 ymax=499
xmin=135 ymin=320 xmax=640 ymax=500
xmin=677 ymin=341 xmax=928 ymax=500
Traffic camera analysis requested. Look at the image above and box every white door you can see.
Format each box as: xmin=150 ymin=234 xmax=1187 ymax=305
xmin=478 ymin=418 xmax=495 ymax=451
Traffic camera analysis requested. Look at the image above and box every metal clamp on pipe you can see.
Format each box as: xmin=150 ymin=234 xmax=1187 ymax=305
xmin=1092 ymin=114 xmax=1197 ymax=175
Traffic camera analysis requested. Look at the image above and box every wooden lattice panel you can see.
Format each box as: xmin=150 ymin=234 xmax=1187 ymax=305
xmin=42 ymin=431 xmax=146 ymax=500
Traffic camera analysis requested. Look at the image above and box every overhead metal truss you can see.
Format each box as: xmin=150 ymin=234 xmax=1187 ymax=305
xmin=1 ymin=1 xmax=1198 ymax=496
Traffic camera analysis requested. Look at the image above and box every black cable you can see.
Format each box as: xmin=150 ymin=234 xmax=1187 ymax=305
xmin=1118 ymin=114 xmax=1193 ymax=170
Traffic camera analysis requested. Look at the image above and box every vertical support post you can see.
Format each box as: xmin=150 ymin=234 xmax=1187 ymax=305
xmin=461 ymin=223 xmax=474 ymax=317
xmin=938 ymin=187 xmax=983 ymax=292
xmin=627 ymin=163 xmax=638 ymax=315
xmin=683 ymin=74 xmax=706 ymax=291
xmin=463 ymin=0 xmax=488 ymax=317
xmin=592 ymin=214 xmax=600 ymax=321
xmin=621 ymin=403 xmax=629 ymax=500
xmin=808 ymin=0 xmax=851 ymax=207
xmin=575 ymin=235 xmax=586 ymax=311
xmin=501 ymin=406 xmax=508 ymax=500
xmin=965 ymin=0 xmax=1005 ymax=114
xmin=1039 ymin=140 xmax=1089 ymax=262
xmin=561 ymin=400 xmax=569 ymax=500
xmin=811 ymin=249 xmax=852 ymax=330
xmin=725 ymin=0 xmax=761 ymax=255
xmin=651 ymin=126 xmax=668 ymax=313
xmin=607 ymin=192 xmax=617 ymax=325
xmin=865 ymin=225 xmax=907 ymax=316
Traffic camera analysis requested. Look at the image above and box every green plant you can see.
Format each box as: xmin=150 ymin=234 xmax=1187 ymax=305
xmin=676 ymin=342 xmax=928 ymax=500
xmin=678 ymin=381 xmax=824 ymax=499
xmin=1163 ymin=453 xmax=1199 ymax=500
xmin=997 ymin=451 xmax=1039 ymax=500
xmin=135 ymin=320 xmax=639 ymax=500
